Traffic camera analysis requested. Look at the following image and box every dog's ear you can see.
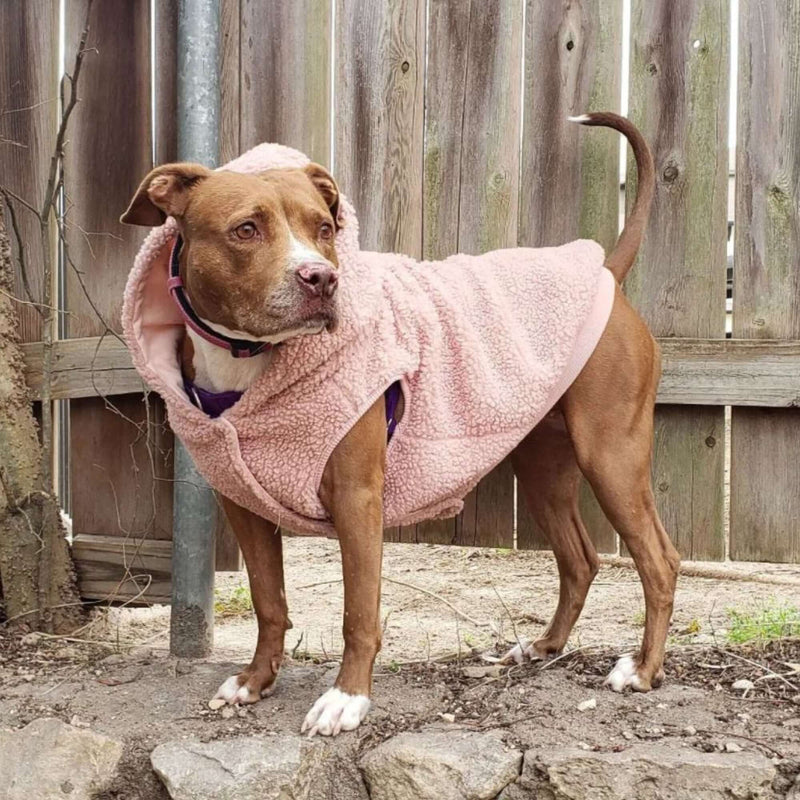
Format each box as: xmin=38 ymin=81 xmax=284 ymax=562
xmin=120 ymin=163 xmax=212 ymax=226
xmin=304 ymin=163 xmax=342 ymax=229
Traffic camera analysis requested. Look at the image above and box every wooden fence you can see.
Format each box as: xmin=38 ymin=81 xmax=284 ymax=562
xmin=2 ymin=0 xmax=799 ymax=603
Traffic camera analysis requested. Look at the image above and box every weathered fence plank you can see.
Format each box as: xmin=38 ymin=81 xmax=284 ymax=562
xmin=219 ymin=0 xmax=241 ymax=164
xmin=240 ymin=0 xmax=331 ymax=165
xmin=624 ymin=0 xmax=729 ymax=561
xmin=155 ymin=0 xmax=179 ymax=164
xmin=24 ymin=335 xmax=800 ymax=406
xmin=73 ymin=534 xmax=171 ymax=604
xmin=391 ymin=0 xmax=522 ymax=547
xmin=730 ymin=1 xmax=800 ymax=562
xmin=0 ymin=0 xmax=58 ymax=343
xmin=335 ymin=0 xmax=424 ymax=542
xmin=516 ymin=0 xmax=622 ymax=553
xmin=64 ymin=1 xmax=174 ymax=548
xmin=335 ymin=0 xmax=424 ymax=256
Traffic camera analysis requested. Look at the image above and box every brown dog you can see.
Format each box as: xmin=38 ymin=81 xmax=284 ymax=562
xmin=121 ymin=112 xmax=678 ymax=737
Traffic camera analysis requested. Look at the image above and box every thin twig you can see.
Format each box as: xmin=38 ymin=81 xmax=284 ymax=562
xmin=717 ymin=649 xmax=800 ymax=692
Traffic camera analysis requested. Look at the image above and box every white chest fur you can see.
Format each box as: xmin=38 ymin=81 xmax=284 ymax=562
xmin=186 ymin=328 xmax=272 ymax=392
xmin=186 ymin=319 xmax=325 ymax=393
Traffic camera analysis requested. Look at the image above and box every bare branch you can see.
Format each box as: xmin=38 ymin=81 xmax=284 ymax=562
xmin=0 ymin=190 xmax=39 ymax=311
xmin=40 ymin=0 xmax=95 ymax=223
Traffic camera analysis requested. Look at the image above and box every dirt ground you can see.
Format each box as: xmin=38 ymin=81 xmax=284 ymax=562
xmin=1 ymin=539 xmax=799 ymax=798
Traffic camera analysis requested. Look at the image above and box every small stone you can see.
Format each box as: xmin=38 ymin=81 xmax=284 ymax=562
xmin=438 ymin=713 xmax=455 ymax=723
xmin=208 ymin=697 xmax=226 ymax=710
xmin=577 ymin=742 xmax=592 ymax=751
xmin=220 ymin=705 xmax=236 ymax=719
xmin=656 ymin=702 xmax=668 ymax=709
xmin=683 ymin=725 xmax=697 ymax=736
xmin=20 ymin=632 xmax=43 ymax=646
xmin=577 ymin=698 xmax=597 ymax=712
xmin=70 ymin=715 xmax=90 ymax=728
xmin=732 ymin=679 xmax=755 ymax=692
xmin=462 ymin=664 xmax=504 ymax=679
xmin=725 ymin=741 xmax=743 ymax=753
xmin=622 ymin=731 xmax=634 ymax=740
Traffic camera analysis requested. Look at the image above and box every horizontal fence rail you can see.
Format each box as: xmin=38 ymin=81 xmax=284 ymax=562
xmin=22 ymin=336 xmax=800 ymax=407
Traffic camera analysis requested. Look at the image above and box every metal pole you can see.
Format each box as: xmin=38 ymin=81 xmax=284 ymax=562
xmin=170 ymin=0 xmax=220 ymax=658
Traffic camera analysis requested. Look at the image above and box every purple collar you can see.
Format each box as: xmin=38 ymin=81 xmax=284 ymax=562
xmin=183 ymin=375 xmax=243 ymax=418
xmin=168 ymin=236 xmax=272 ymax=359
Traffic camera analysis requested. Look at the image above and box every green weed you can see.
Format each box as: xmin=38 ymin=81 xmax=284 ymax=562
xmin=214 ymin=583 xmax=253 ymax=617
xmin=726 ymin=601 xmax=800 ymax=645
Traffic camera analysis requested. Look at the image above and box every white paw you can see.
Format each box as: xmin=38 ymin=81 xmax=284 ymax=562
xmin=301 ymin=688 xmax=370 ymax=737
xmin=605 ymin=654 xmax=642 ymax=692
xmin=500 ymin=638 xmax=543 ymax=665
xmin=208 ymin=674 xmax=274 ymax=709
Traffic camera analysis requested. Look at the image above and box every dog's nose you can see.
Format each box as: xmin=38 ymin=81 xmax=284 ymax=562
xmin=295 ymin=263 xmax=338 ymax=298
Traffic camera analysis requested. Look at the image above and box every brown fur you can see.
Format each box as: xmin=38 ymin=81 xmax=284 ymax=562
xmin=122 ymin=113 xmax=675 ymax=722
xmin=121 ymin=163 xmax=341 ymax=337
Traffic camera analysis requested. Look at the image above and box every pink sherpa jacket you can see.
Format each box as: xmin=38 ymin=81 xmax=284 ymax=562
xmin=122 ymin=144 xmax=616 ymax=536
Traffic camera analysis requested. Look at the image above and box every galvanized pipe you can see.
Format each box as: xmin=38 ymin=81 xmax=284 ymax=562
xmin=170 ymin=0 xmax=220 ymax=658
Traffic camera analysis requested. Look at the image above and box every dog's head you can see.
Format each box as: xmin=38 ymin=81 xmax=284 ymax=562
xmin=121 ymin=163 xmax=342 ymax=341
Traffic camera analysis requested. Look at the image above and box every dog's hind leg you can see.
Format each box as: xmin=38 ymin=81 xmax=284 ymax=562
xmin=562 ymin=290 xmax=680 ymax=691
xmin=505 ymin=411 xmax=600 ymax=663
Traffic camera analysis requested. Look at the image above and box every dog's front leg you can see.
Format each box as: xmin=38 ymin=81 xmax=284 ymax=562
xmin=210 ymin=496 xmax=290 ymax=706
xmin=302 ymin=397 xmax=386 ymax=736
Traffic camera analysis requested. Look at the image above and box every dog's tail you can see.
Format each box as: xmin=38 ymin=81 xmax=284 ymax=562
xmin=568 ymin=112 xmax=655 ymax=283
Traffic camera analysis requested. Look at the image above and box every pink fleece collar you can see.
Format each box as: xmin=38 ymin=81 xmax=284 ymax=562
xmin=167 ymin=236 xmax=273 ymax=359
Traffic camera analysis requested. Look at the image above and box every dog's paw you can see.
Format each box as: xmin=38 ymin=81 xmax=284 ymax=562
xmin=301 ymin=688 xmax=370 ymax=737
xmin=500 ymin=638 xmax=547 ymax=665
xmin=209 ymin=672 xmax=276 ymax=708
xmin=605 ymin=654 xmax=641 ymax=692
xmin=605 ymin=654 xmax=664 ymax=692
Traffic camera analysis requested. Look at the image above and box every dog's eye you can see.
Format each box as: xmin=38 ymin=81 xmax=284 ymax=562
xmin=235 ymin=222 xmax=257 ymax=240
xmin=319 ymin=222 xmax=334 ymax=240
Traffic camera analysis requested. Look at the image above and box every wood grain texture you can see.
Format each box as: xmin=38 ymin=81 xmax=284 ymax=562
xmin=516 ymin=0 xmax=622 ymax=553
xmin=154 ymin=0 xmax=179 ymax=164
xmin=658 ymin=339 xmax=800 ymax=406
xmin=0 ymin=0 xmax=58 ymax=342
xmin=335 ymin=0 xmax=424 ymax=543
xmin=63 ymin=1 xmax=175 ymax=545
xmin=387 ymin=0 xmax=522 ymax=547
xmin=24 ymin=335 xmax=800 ymax=405
xmin=625 ymin=0 xmax=729 ymax=560
xmin=445 ymin=0 xmax=522 ymax=549
xmin=240 ymin=0 xmax=331 ymax=165
xmin=730 ymin=1 xmax=800 ymax=563
xmin=22 ymin=336 xmax=142 ymax=399
xmin=64 ymin=0 xmax=152 ymax=338
xmin=335 ymin=0 xmax=425 ymax=255
xmin=219 ymin=0 xmax=241 ymax=164
xmin=73 ymin=534 xmax=171 ymax=604
xmin=69 ymin=394 xmax=174 ymax=540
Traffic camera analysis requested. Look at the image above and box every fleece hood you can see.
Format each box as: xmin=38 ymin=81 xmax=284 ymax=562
xmin=122 ymin=143 xmax=615 ymax=536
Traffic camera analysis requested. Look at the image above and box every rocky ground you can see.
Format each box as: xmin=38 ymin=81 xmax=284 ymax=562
xmin=1 ymin=539 xmax=799 ymax=799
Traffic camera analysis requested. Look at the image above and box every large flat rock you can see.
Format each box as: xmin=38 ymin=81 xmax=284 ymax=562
xmin=360 ymin=730 xmax=522 ymax=800
xmin=0 ymin=717 xmax=123 ymax=800
xmin=500 ymin=743 xmax=776 ymax=800
xmin=151 ymin=734 xmax=368 ymax=800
